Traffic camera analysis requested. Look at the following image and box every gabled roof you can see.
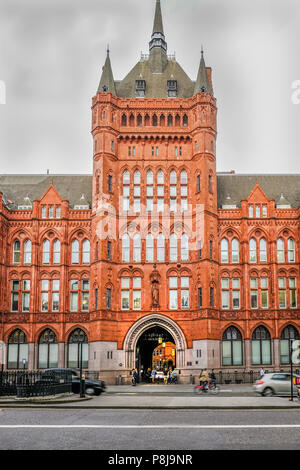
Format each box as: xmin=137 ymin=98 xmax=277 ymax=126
xmin=0 ymin=175 xmax=92 ymax=209
xmin=217 ymin=174 xmax=300 ymax=209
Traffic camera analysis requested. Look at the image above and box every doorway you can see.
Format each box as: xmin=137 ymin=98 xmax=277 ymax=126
xmin=135 ymin=326 xmax=176 ymax=381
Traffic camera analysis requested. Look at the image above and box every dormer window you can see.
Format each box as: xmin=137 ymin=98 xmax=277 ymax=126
xmin=167 ymin=80 xmax=177 ymax=98
xmin=136 ymin=80 xmax=146 ymax=98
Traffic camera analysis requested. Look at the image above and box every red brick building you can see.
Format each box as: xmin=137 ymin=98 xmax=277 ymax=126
xmin=0 ymin=1 xmax=300 ymax=383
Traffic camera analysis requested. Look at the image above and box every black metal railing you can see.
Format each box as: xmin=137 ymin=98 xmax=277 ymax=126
xmin=0 ymin=370 xmax=72 ymax=398
xmin=215 ymin=368 xmax=300 ymax=385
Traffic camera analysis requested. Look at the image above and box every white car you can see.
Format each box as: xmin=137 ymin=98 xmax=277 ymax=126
xmin=254 ymin=372 xmax=300 ymax=397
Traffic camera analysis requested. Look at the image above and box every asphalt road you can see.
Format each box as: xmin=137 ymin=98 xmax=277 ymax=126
xmin=1 ymin=408 xmax=300 ymax=450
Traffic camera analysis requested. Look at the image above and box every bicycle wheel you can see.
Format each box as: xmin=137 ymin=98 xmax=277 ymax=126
xmin=194 ymin=386 xmax=203 ymax=395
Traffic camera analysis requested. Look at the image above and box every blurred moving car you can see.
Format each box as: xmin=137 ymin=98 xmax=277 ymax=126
xmin=254 ymin=372 xmax=300 ymax=397
xmin=41 ymin=368 xmax=106 ymax=396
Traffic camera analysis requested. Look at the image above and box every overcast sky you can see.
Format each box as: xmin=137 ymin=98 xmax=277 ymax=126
xmin=0 ymin=0 xmax=299 ymax=175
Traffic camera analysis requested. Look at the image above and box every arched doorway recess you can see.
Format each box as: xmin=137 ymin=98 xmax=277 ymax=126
xmin=123 ymin=314 xmax=187 ymax=371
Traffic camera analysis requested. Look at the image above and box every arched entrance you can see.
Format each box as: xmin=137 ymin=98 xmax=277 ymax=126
xmin=136 ymin=326 xmax=176 ymax=377
xmin=123 ymin=314 xmax=187 ymax=374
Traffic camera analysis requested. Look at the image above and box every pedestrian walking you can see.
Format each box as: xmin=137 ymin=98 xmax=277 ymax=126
xmin=260 ymin=367 xmax=265 ymax=378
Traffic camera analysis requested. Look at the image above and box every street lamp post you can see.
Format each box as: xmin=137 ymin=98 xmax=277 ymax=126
xmin=79 ymin=337 xmax=85 ymax=398
xmin=290 ymin=339 xmax=294 ymax=401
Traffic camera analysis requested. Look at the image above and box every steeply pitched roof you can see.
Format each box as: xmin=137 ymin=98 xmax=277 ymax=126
xmin=0 ymin=175 xmax=92 ymax=209
xmin=115 ymin=58 xmax=195 ymax=98
xmin=2 ymin=174 xmax=300 ymax=211
xmin=152 ymin=0 xmax=164 ymax=35
xmin=194 ymin=49 xmax=213 ymax=96
xmin=217 ymin=174 xmax=300 ymax=209
xmin=97 ymin=48 xmax=116 ymax=95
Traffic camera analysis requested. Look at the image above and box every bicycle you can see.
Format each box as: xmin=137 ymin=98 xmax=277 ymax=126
xmin=194 ymin=382 xmax=220 ymax=395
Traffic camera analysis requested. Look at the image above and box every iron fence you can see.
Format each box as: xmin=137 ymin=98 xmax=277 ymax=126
xmin=215 ymin=369 xmax=300 ymax=385
xmin=0 ymin=370 xmax=72 ymax=398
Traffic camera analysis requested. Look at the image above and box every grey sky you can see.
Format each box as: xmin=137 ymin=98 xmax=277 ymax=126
xmin=0 ymin=0 xmax=299 ymax=175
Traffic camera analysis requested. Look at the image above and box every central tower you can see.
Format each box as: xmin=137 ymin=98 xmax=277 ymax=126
xmin=89 ymin=0 xmax=218 ymax=383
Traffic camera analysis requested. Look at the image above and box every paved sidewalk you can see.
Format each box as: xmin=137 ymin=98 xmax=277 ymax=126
xmin=1 ymin=384 xmax=300 ymax=409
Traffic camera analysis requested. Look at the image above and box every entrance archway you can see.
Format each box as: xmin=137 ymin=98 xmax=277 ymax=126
xmin=136 ymin=326 xmax=176 ymax=377
xmin=123 ymin=314 xmax=187 ymax=371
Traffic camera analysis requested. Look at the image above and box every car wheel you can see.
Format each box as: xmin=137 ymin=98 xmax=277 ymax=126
xmin=85 ymin=387 xmax=95 ymax=396
xmin=262 ymin=387 xmax=274 ymax=397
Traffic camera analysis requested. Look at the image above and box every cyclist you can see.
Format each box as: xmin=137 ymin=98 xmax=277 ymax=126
xmin=209 ymin=369 xmax=217 ymax=389
xmin=199 ymin=369 xmax=209 ymax=391
xmin=132 ymin=368 xmax=138 ymax=386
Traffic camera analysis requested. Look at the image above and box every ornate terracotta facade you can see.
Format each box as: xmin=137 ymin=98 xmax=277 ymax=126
xmin=0 ymin=1 xmax=299 ymax=383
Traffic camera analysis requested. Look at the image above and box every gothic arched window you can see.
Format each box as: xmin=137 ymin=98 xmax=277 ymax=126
xmin=222 ymin=327 xmax=243 ymax=366
xmin=252 ymin=326 xmax=271 ymax=365
xmin=67 ymin=329 xmax=88 ymax=369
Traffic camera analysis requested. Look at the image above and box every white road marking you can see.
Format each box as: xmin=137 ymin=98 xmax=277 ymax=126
xmin=0 ymin=424 xmax=300 ymax=429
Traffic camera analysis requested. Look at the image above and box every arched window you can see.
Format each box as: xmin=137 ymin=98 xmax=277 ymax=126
xmin=122 ymin=234 xmax=130 ymax=263
xmin=252 ymin=326 xmax=271 ymax=365
xmin=152 ymin=114 xmax=158 ymax=126
xmin=42 ymin=239 xmax=50 ymax=264
xmin=183 ymin=114 xmax=188 ymax=126
xmin=170 ymin=171 xmax=177 ymax=212
xmin=181 ymin=233 xmax=189 ymax=262
xmin=67 ymin=329 xmax=88 ymax=369
xmin=259 ymin=238 xmax=267 ymax=262
xmin=168 ymin=114 xmax=173 ymax=127
xmin=123 ymin=170 xmax=130 ymax=185
xmin=157 ymin=170 xmax=164 ymax=212
xmin=146 ymin=233 xmax=154 ymax=263
xmin=13 ymin=240 xmax=20 ymax=264
xmin=157 ymin=233 xmax=165 ymax=262
xmin=170 ymin=234 xmax=178 ymax=262
xmin=134 ymin=171 xmax=141 ymax=213
xmin=71 ymin=239 xmax=79 ymax=264
xmin=82 ymin=239 xmax=90 ymax=264
xmin=147 ymin=170 xmax=153 ymax=212
xmin=121 ymin=114 xmax=127 ymax=126
xmin=129 ymin=113 xmax=135 ymax=127
xmin=221 ymin=239 xmax=229 ymax=263
xmin=133 ymin=233 xmax=141 ymax=263
xmin=249 ymin=238 xmax=257 ymax=263
xmin=38 ymin=329 xmax=58 ymax=369
xmin=7 ymin=329 xmax=28 ymax=369
xmin=231 ymin=238 xmax=239 ymax=263
xmin=137 ymin=114 xmax=142 ymax=126
xmin=53 ymin=239 xmax=61 ymax=264
xmin=123 ymin=170 xmax=130 ymax=212
xmin=24 ymin=240 xmax=32 ymax=265
xmin=288 ymin=238 xmax=295 ymax=263
xmin=280 ymin=325 xmax=300 ymax=364
xmin=277 ymin=238 xmax=285 ymax=263
xmin=180 ymin=171 xmax=188 ymax=212
xmin=222 ymin=327 xmax=243 ymax=366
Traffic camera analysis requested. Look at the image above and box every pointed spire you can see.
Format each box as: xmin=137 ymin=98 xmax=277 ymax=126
xmin=97 ymin=46 xmax=116 ymax=95
xmin=194 ymin=48 xmax=213 ymax=96
xmin=152 ymin=0 xmax=164 ymax=35
xmin=149 ymin=0 xmax=168 ymax=73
